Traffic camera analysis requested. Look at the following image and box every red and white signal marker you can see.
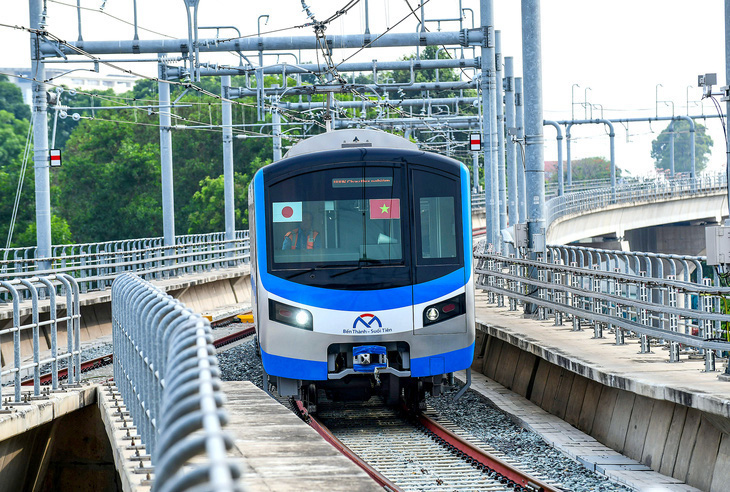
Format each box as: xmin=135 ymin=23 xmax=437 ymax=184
xmin=49 ymin=149 xmax=62 ymax=167
xmin=469 ymin=133 xmax=481 ymax=152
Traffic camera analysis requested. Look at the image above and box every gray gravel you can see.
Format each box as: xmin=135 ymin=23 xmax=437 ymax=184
xmin=427 ymin=391 xmax=632 ymax=492
xmin=218 ymin=339 xmax=632 ymax=491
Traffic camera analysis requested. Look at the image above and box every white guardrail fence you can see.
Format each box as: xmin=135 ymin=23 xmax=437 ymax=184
xmin=1 ymin=231 xmax=249 ymax=296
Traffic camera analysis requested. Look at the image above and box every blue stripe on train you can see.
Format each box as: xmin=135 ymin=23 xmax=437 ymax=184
xmin=410 ymin=342 xmax=475 ymax=377
xmin=261 ymin=342 xmax=475 ymax=381
xmin=261 ymin=349 xmax=328 ymax=380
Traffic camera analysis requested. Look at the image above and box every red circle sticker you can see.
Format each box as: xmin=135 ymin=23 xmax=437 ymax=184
xmin=282 ymin=206 xmax=294 ymax=218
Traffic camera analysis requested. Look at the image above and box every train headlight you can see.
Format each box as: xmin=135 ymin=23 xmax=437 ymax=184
xmin=423 ymin=293 xmax=466 ymax=326
xmin=295 ymin=310 xmax=311 ymax=326
xmin=269 ymin=300 xmax=313 ymax=331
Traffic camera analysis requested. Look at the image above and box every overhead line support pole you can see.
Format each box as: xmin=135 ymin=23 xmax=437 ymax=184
xmin=504 ymin=56 xmax=518 ymax=227
xmin=726 ymin=0 xmax=730 ymax=221
xmin=495 ymin=31 xmax=507 ymax=239
xmin=30 ymin=0 xmax=52 ymax=271
xmin=480 ymin=0 xmax=499 ymax=251
xmin=222 ymin=75 xmax=235 ymax=256
xmin=521 ymin=0 xmax=546 ymax=250
xmin=515 ymin=77 xmax=526 ymax=224
xmin=158 ymin=59 xmax=176 ymax=253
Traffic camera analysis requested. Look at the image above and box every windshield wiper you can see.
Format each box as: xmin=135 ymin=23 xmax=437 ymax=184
xmin=286 ymin=259 xmax=388 ymax=280
xmin=285 ymin=263 xmax=362 ymax=279
xmin=330 ymin=258 xmax=385 ymax=278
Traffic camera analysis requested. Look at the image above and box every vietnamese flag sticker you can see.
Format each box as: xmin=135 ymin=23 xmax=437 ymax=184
xmin=369 ymin=199 xmax=400 ymax=219
xmin=273 ymin=202 xmax=302 ymax=222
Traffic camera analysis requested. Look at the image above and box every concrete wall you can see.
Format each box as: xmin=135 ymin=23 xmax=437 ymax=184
xmin=472 ymin=326 xmax=730 ymax=492
xmin=0 ymin=387 xmax=114 ymax=492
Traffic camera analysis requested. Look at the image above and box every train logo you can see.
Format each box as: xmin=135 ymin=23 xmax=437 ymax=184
xmin=353 ymin=313 xmax=382 ymax=329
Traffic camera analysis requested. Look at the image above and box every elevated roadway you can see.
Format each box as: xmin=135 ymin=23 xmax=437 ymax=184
xmin=545 ymin=175 xmax=727 ymax=252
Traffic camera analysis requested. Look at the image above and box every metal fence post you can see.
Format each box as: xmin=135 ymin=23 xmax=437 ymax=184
xmin=591 ymin=266 xmax=603 ymax=339
xmin=554 ymin=260 xmax=563 ymax=326
xmin=639 ymin=272 xmax=651 ymax=353
xmin=703 ymin=278 xmax=716 ymax=371
xmin=667 ymin=275 xmax=680 ymax=362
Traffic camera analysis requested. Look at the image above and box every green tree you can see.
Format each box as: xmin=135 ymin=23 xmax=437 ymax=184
xmin=56 ymin=119 xmax=163 ymax=242
xmin=547 ymin=156 xmax=620 ymax=183
xmin=15 ymin=214 xmax=73 ymax=246
xmin=186 ymin=157 xmax=267 ymax=233
xmin=0 ymin=75 xmax=31 ymax=121
xmin=53 ymin=77 xmax=275 ymax=242
xmin=651 ymin=120 xmax=713 ymax=174
xmin=0 ymin=108 xmax=44 ymax=247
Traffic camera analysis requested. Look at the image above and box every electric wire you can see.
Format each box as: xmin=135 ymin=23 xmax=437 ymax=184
xmin=5 ymin=114 xmax=35 ymax=250
xmin=47 ymin=0 xmax=176 ymax=39
xmin=402 ymin=0 xmax=474 ymax=83
xmin=334 ymin=0 xmax=432 ymax=68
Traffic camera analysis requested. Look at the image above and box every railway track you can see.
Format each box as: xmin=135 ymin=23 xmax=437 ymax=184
xmin=296 ymin=398 xmax=560 ymax=492
xmin=22 ymin=316 xmax=255 ymax=387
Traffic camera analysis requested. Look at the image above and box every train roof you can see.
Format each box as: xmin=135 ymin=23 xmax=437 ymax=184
xmin=283 ymin=129 xmax=418 ymax=159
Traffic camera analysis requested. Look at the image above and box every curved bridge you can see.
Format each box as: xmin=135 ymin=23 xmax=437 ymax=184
xmin=545 ymin=175 xmax=728 ymax=250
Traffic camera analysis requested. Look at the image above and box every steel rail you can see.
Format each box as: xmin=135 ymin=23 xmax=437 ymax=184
xmin=298 ymin=399 xmax=555 ymax=491
xmin=415 ymin=412 xmax=557 ymax=492
xmin=294 ymin=400 xmax=401 ymax=492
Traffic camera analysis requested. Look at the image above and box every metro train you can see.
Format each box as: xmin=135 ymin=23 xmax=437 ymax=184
xmin=248 ymin=129 xmax=474 ymax=409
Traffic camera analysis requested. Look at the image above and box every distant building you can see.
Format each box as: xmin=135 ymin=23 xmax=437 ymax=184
xmin=2 ymin=67 xmax=138 ymax=105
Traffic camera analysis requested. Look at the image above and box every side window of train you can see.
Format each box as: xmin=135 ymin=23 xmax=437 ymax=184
xmin=411 ymin=167 xmax=461 ymax=265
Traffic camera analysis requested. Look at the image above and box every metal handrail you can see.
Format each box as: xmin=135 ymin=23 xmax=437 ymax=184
xmin=474 ymin=250 xmax=730 ymax=372
xmin=1 ymin=231 xmax=250 ymax=294
xmin=112 ymin=274 xmax=243 ymax=491
xmin=0 ymin=274 xmax=82 ymax=403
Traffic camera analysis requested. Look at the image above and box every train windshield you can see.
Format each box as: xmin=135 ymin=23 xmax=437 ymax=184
xmin=268 ymin=165 xmax=405 ymax=269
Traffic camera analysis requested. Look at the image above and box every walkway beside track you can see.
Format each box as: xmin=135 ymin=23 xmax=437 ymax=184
xmin=221 ymin=381 xmax=380 ymax=491
xmin=473 ymin=291 xmax=730 ymax=492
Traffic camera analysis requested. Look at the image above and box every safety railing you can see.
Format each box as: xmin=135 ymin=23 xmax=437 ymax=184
xmin=546 ymin=173 xmax=727 ymax=227
xmin=112 ymin=273 xmax=243 ymax=491
xmin=1 ymin=274 xmax=82 ymax=405
xmin=474 ymin=247 xmax=730 ymax=374
xmin=1 ymin=230 xmax=250 ymax=294
xmin=545 ymin=177 xmax=614 ymax=197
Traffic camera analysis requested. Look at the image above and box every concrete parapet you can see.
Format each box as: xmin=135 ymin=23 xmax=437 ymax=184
xmin=0 ymin=383 xmax=117 ymax=491
xmin=474 ymin=293 xmax=730 ymax=491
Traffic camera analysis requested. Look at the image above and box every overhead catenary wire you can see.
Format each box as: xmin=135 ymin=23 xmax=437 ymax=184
xmin=5 ymin=114 xmax=35 ymax=250
xmin=47 ymin=0 xmax=176 ymax=39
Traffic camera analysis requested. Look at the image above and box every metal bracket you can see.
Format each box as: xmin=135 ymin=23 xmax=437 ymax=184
xmin=484 ymin=26 xmax=494 ymax=48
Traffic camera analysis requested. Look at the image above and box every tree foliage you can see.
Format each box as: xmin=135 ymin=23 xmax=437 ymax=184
xmin=52 ymin=77 xmax=274 ymax=243
xmin=651 ymin=120 xmax=713 ymax=174
xmin=547 ymin=156 xmax=621 ymax=183
xmin=0 ymin=75 xmax=30 ymax=121
xmin=187 ymin=157 xmax=267 ymax=233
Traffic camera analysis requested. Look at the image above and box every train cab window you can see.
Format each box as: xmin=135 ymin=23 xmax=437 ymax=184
xmin=267 ymin=165 xmax=406 ymax=272
xmin=412 ymin=168 xmax=462 ymax=267
xmin=419 ymin=196 xmax=456 ymax=259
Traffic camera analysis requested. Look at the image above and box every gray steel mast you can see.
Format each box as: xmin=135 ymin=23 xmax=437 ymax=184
xmin=30 ymin=0 xmax=51 ymax=270
xmin=521 ymin=0 xmax=546 ymax=249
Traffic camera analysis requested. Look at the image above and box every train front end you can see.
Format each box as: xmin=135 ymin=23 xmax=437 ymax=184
xmin=249 ymin=130 xmax=474 ymax=407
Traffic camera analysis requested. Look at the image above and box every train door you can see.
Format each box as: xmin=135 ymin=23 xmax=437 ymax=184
xmin=410 ymin=165 xmax=465 ymax=336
